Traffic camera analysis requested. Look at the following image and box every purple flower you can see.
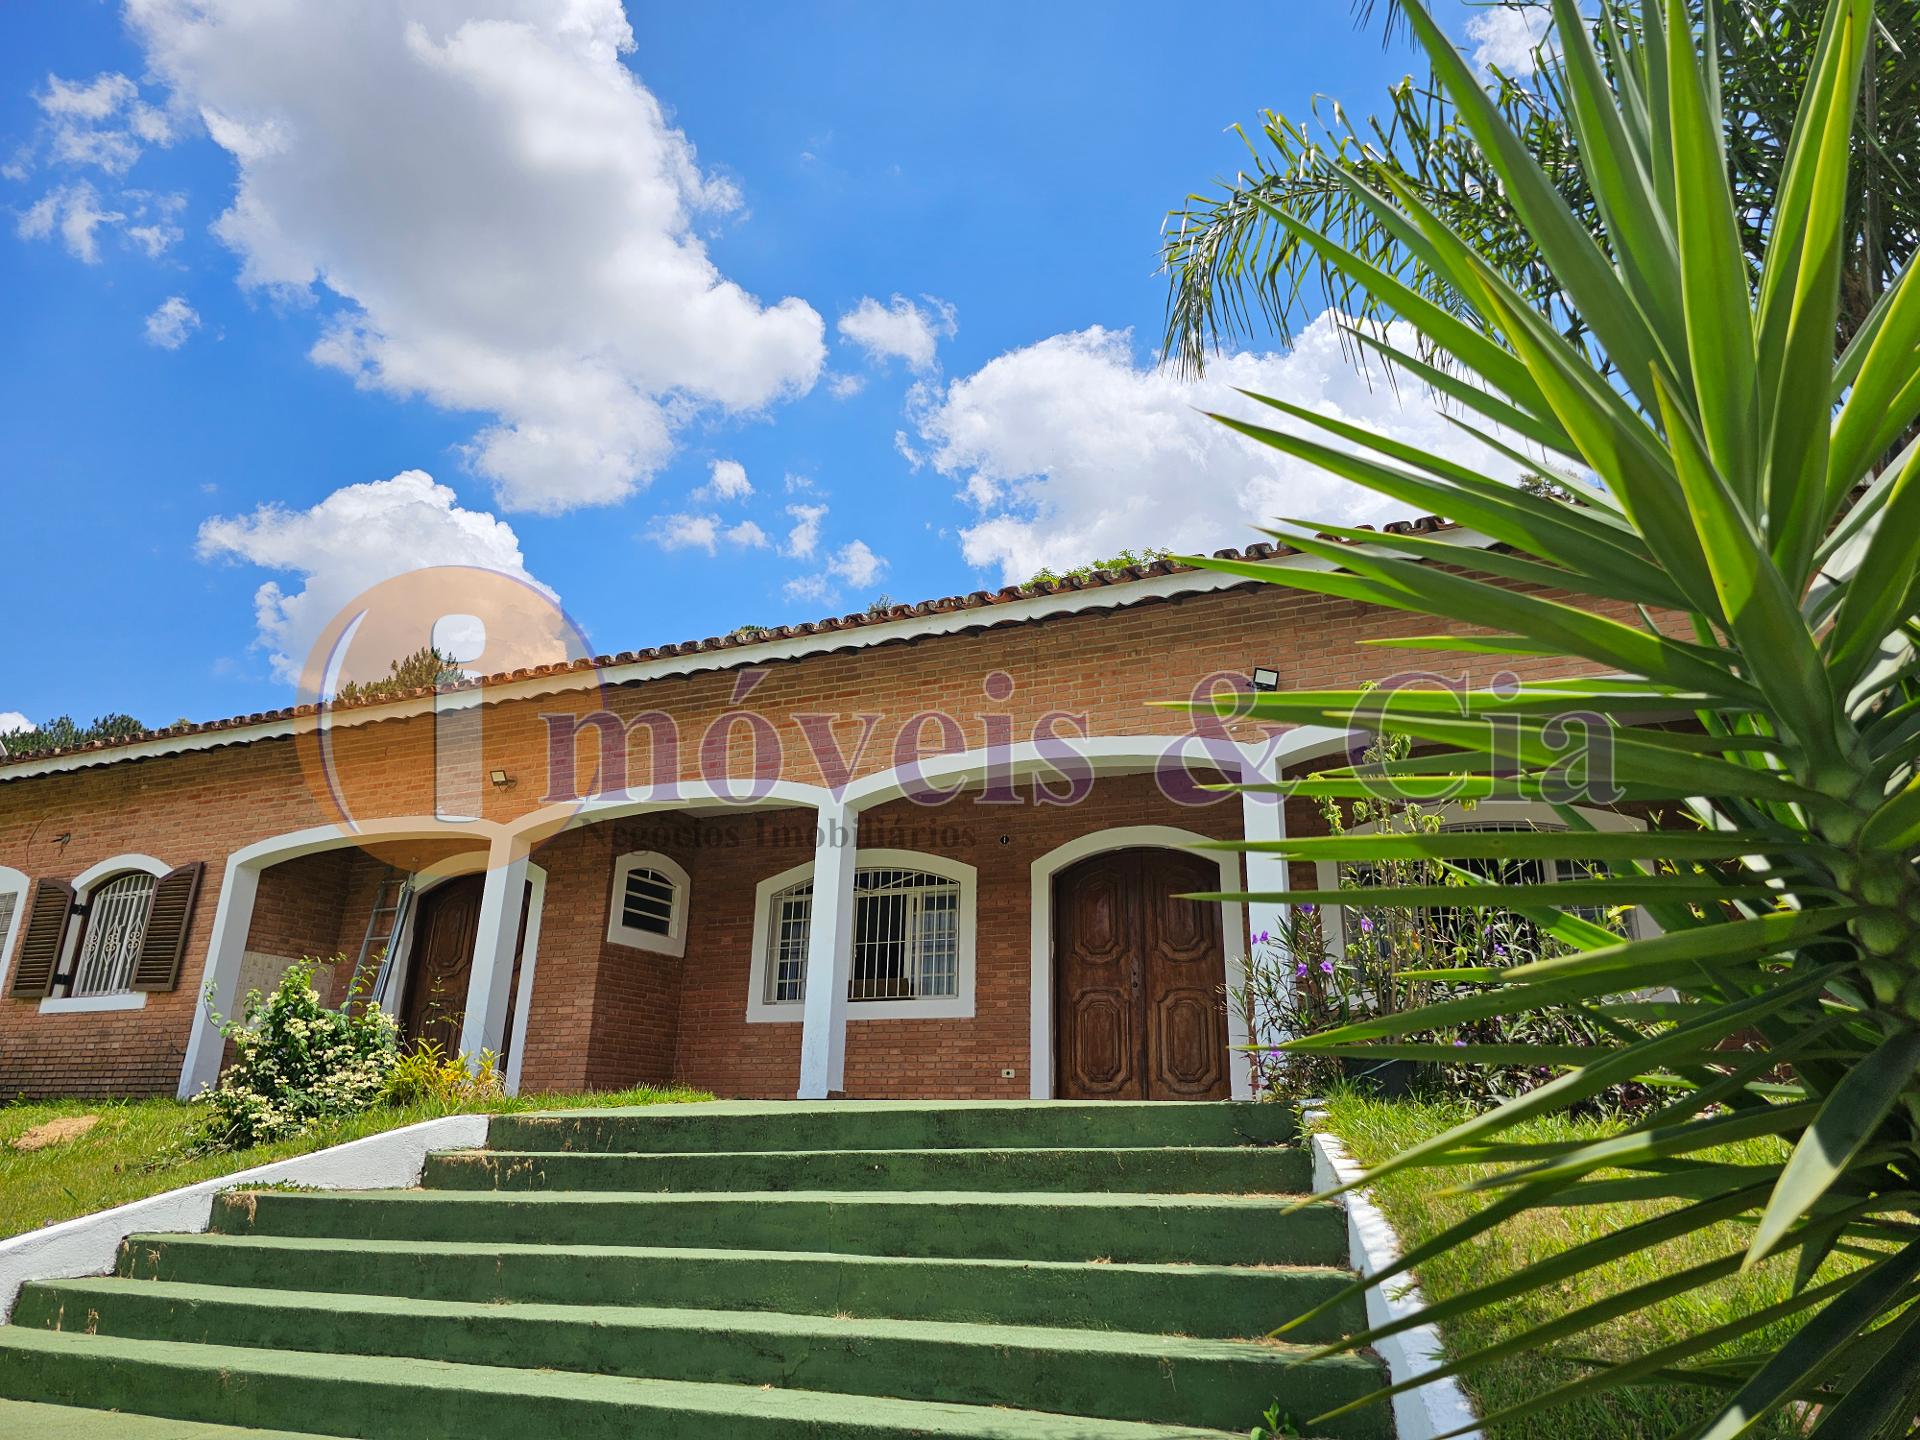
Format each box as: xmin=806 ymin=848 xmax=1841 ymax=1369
xmin=1294 ymin=963 xmax=1309 ymax=978
xmin=1319 ymin=959 xmax=1335 ymax=975
xmin=1493 ymin=944 xmax=1508 ymax=959
xmin=1256 ymin=930 xmax=1271 ymax=945
xmin=1359 ymin=916 xmax=1375 ymax=934
xmin=1453 ymin=1039 xmax=1468 ymax=1048
xmin=1299 ymin=903 xmax=1317 ymax=915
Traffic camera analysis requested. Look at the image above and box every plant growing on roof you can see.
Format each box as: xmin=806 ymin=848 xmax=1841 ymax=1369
xmin=1178 ymin=0 xmax=1920 ymax=1432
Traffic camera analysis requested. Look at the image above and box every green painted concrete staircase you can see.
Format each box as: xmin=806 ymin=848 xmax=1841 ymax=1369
xmin=0 ymin=1100 xmax=1390 ymax=1439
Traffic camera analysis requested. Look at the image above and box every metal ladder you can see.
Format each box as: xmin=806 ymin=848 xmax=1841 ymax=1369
xmin=347 ymin=871 xmax=414 ymax=1011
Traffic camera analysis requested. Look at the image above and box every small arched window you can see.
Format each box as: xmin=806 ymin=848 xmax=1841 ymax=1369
xmin=606 ymin=851 xmax=690 ymax=957
xmin=70 ymin=871 xmax=158 ymax=998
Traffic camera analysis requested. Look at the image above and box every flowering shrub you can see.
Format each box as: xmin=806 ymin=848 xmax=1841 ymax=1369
xmin=191 ymin=958 xmax=399 ymax=1152
xmin=381 ymin=1039 xmax=502 ymax=1108
xmin=1235 ymin=732 xmax=1648 ymax=1113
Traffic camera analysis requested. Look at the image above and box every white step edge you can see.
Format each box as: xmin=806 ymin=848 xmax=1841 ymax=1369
xmin=1310 ymin=1128 xmax=1484 ymax=1440
xmin=0 ymin=1114 xmax=487 ymax=1321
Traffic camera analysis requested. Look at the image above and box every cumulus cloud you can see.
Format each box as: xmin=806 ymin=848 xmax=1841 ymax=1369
xmin=825 ymin=371 xmax=866 ymax=399
xmin=826 ymin=538 xmax=885 ymax=587
xmin=196 ymin=470 xmax=554 ymax=681
xmin=783 ymin=538 xmax=887 ymax=604
xmin=912 ymin=313 xmax=1527 ymax=584
xmin=124 ymin=0 xmax=825 ymax=514
xmin=696 ymin=458 xmax=753 ymax=502
xmin=783 ymin=503 xmax=827 ymax=559
xmin=0 ymin=712 xmax=31 ymax=736
xmin=143 ymin=295 xmax=200 ymax=349
xmin=1466 ymin=4 xmax=1555 ymax=75
xmin=837 ymin=294 xmax=956 ymax=373
xmin=651 ymin=511 xmax=770 ymax=554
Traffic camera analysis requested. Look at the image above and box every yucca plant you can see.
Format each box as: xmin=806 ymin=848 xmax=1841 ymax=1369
xmin=1183 ymin=0 xmax=1920 ymax=1434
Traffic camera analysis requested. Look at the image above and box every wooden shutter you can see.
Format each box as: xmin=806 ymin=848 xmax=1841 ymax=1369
xmin=8 ymin=879 xmax=74 ymax=1000
xmin=131 ymin=862 xmax=204 ymax=993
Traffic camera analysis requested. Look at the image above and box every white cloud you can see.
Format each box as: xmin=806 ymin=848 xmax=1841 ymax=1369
xmin=697 ymin=458 xmax=753 ymax=501
xmin=17 ymin=182 xmax=123 ymax=263
xmin=783 ymin=573 xmax=832 ymax=603
xmin=837 ymin=294 xmax=956 ymax=373
xmin=783 ymin=503 xmax=827 ymax=559
xmin=826 ymin=371 xmax=866 ymax=399
xmin=827 ymin=538 xmax=885 ymax=587
xmin=125 ymin=0 xmax=824 ymax=514
xmin=144 ymin=295 xmax=201 ymax=349
xmin=34 ymin=72 xmax=174 ymax=175
xmin=1466 ymin=4 xmax=1555 ymax=75
xmin=912 ymin=313 xmax=1526 ymax=585
xmin=196 ymin=469 xmax=553 ymax=681
xmin=650 ymin=511 xmax=770 ymax=555
xmin=0 ymin=712 xmax=31 ymax=736
xmin=783 ymin=538 xmax=887 ymax=604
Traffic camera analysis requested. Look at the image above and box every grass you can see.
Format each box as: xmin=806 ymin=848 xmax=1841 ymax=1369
xmin=0 ymin=1084 xmax=709 ymax=1240
xmin=1317 ymin=1091 xmax=1829 ymax=1440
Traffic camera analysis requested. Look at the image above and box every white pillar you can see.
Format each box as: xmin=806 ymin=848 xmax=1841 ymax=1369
xmin=1239 ymin=742 xmax=1292 ymax=1053
xmin=797 ymin=800 xmax=858 ymax=1099
xmin=457 ymin=840 xmax=531 ymax=1067
xmin=176 ymin=860 xmax=260 ymax=1098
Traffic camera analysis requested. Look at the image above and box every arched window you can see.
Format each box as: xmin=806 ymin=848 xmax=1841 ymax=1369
xmin=606 ymin=851 xmax=690 ymax=957
xmin=70 ymin=870 xmax=158 ymax=998
xmin=748 ymin=851 xmax=975 ymax=1021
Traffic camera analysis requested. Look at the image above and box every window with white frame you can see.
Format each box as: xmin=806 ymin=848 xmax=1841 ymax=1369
xmin=749 ymin=852 xmax=975 ymax=1021
xmin=69 ymin=871 xmax=158 ymax=998
xmin=606 ymin=851 xmax=689 ymax=957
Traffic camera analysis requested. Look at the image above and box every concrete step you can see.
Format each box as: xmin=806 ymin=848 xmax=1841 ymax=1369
xmin=0 ymin=1327 xmax=1262 ymax=1439
xmin=488 ymin=1099 xmax=1295 ymax=1155
xmin=13 ymin=1279 xmax=1390 ymax=1436
xmin=117 ymin=1233 xmax=1364 ymax=1341
xmin=422 ymin=1144 xmax=1314 ymax=1194
xmin=209 ymin=1187 xmax=1349 ymax=1266
xmin=0 ymin=1399 xmax=342 ymax=1439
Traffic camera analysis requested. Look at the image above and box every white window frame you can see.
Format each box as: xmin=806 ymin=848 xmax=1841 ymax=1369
xmin=40 ymin=853 xmax=173 ymax=1014
xmin=746 ymin=848 xmax=976 ymax=1023
xmin=0 ymin=865 xmax=29 ymax=997
xmin=605 ymin=850 xmax=691 ymax=957
xmin=1317 ymin=800 xmax=1649 ymax=963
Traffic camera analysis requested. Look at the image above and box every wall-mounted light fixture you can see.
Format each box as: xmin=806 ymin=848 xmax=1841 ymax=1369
xmin=1250 ymin=666 xmax=1280 ymax=693
xmin=489 ymin=769 xmax=514 ymax=790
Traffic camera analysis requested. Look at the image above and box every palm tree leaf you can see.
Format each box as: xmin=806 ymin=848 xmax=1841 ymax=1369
xmin=1747 ymin=1029 xmax=1920 ymax=1267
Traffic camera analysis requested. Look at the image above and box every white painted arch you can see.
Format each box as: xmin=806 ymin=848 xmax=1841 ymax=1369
xmin=1028 ymin=823 xmax=1250 ymax=1102
xmin=178 ymin=819 xmax=496 ymax=1099
xmin=0 ymin=865 xmax=28 ymax=998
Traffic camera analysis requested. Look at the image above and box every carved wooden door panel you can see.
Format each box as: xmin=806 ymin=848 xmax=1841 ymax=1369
xmin=401 ymin=875 xmax=484 ymax=1057
xmin=1054 ymin=852 xmax=1144 ymax=1099
xmin=1140 ymin=849 xmax=1229 ymax=1100
xmin=1054 ymin=849 xmax=1227 ymax=1100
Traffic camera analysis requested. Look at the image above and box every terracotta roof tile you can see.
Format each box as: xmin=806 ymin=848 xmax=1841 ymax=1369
xmin=0 ymin=517 xmax=1459 ymax=773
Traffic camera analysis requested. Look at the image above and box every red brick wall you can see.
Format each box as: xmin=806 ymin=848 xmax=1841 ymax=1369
xmin=0 ymin=574 xmax=1660 ymax=1098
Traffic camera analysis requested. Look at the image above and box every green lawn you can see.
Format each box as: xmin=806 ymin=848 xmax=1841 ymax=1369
xmin=0 ymin=1085 xmax=709 ymax=1240
xmin=1318 ymin=1093 xmax=1824 ymax=1440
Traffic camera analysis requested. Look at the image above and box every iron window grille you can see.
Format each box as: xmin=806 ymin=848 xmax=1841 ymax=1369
xmin=764 ymin=866 xmax=962 ymax=1006
xmin=70 ymin=871 xmax=157 ymax=998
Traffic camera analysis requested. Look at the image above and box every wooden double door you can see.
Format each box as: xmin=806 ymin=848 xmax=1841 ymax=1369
xmin=1053 ymin=847 xmax=1229 ymax=1100
xmin=399 ymin=875 xmax=530 ymax=1065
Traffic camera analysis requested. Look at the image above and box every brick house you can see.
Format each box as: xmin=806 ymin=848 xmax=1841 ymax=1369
xmin=0 ymin=525 xmax=1647 ymax=1103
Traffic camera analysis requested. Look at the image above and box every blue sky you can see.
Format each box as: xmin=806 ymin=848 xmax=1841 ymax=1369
xmin=0 ymin=0 xmax=1529 ymax=733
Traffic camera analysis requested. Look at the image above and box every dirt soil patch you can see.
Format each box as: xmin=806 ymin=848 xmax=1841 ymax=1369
xmin=11 ymin=1114 xmax=100 ymax=1151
